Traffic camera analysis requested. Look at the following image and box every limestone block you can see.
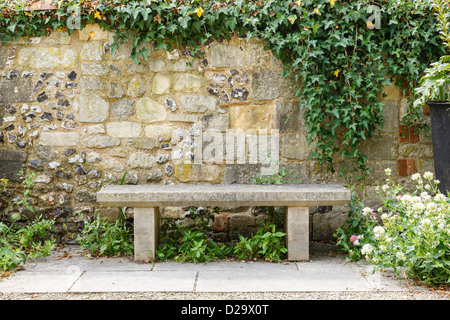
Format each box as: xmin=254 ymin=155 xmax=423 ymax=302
xmin=202 ymin=113 xmax=229 ymax=131
xmin=0 ymin=47 xmax=6 ymax=69
xmin=252 ymin=69 xmax=295 ymax=100
xmin=128 ymin=152 xmax=156 ymax=168
xmin=112 ymin=99 xmax=134 ymax=120
xmin=127 ymin=138 xmax=158 ymax=150
xmin=18 ymin=47 xmax=77 ymax=70
xmin=40 ymin=132 xmax=79 ymax=146
xmin=136 ymin=97 xmax=166 ymax=122
xmin=181 ymin=95 xmax=216 ymax=113
xmin=81 ymin=42 xmax=103 ymax=61
xmin=152 ymin=74 xmax=171 ymax=95
xmin=145 ymin=125 xmax=174 ymax=139
xmin=381 ymin=101 xmax=399 ymax=133
xmin=106 ymin=122 xmax=142 ymax=138
xmin=230 ymin=105 xmax=271 ymax=130
xmin=209 ymin=44 xmax=244 ymax=67
xmin=173 ymin=163 xmax=222 ymax=182
xmin=43 ymin=31 xmax=71 ymax=45
xmin=274 ymin=100 xmax=306 ymax=132
xmin=359 ymin=135 xmax=397 ymax=160
xmin=127 ymin=76 xmax=147 ymax=97
xmin=246 ymin=43 xmax=271 ymax=67
xmin=382 ymin=84 xmax=401 ymax=101
xmin=81 ymin=76 xmax=106 ymax=92
xmin=173 ymin=73 xmax=205 ymax=92
xmin=83 ymin=135 xmax=121 ymax=148
xmin=0 ymin=78 xmax=34 ymax=103
xmin=282 ymin=133 xmax=311 ymax=160
xmin=79 ymin=93 xmax=109 ymax=122
xmin=81 ymin=63 xmax=109 ymax=76
xmin=149 ymin=60 xmax=166 ymax=72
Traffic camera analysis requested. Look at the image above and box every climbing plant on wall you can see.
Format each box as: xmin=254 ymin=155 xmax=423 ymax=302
xmin=0 ymin=0 xmax=445 ymax=179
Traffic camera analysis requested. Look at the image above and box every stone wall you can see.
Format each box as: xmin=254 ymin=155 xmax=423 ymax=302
xmin=0 ymin=25 xmax=435 ymax=242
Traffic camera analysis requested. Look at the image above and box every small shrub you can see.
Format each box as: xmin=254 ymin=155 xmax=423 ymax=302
xmin=77 ymin=216 xmax=133 ymax=257
xmin=351 ymin=170 xmax=450 ymax=287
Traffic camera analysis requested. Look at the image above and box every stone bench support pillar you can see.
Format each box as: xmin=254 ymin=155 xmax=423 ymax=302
xmin=134 ymin=207 xmax=159 ymax=261
xmin=285 ymin=206 xmax=309 ymax=261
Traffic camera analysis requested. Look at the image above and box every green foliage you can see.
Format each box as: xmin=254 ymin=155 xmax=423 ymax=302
xmin=233 ymin=223 xmax=287 ymax=262
xmin=333 ymin=186 xmax=378 ymax=261
xmin=0 ymin=0 xmax=444 ymax=178
xmin=76 ymin=215 xmax=134 ymax=257
xmin=359 ymin=171 xmax=450 ymax=287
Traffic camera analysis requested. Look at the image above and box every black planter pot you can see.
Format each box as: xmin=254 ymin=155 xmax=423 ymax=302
xmin=427 ymin=101 xmax=450 ymax=195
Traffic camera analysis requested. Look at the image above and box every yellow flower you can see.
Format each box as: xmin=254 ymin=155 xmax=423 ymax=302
xmin=313 ymin=7 xmax=322 ymax=15
xmin=296 ymin=0 xmax=302 ymax=6
xmin=366 ymin=20 xmax=374 ymax=29
xmin=333 ymin=69 xmax=340 ymax=77
xmin=89 ymin=31 xmax=95 ymax=39
xmin=288 ymin=16 xmax=296 ymax=25
xmin=195 ymin=7 xmax=204 ymax=18
xmin=55 ymin=26 xmax=64 ymax=32
xmin=94 ymin=11 xmax=101 ymax=19
xmin=330 ymin=0 xmax=336 ymax=7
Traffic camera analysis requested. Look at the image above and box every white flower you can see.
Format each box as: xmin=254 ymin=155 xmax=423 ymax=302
xmin=413 ymin=202 xmax=425 ymax=212
xmin=434 ymin=180 xmax=440 ymax=185
xmin=411 ymin=173 xmax=421 ymax=181
xmin=380 ymin=245 xmax=387 ymax=251
xmin=396 ymin=251 xmax=405 ymax=260
xmin=373 ymin=226 xmax=385 ymax=239
xmin=421 ymin=218 xmax=431 ymax=228
xmin=362 ymin=207 xmax=372 ymax=216
xmin=361 ymin=244 xmax=374 ymax=256
xmin=381 ymin=213 xmax=389 ymax=221
xmin=434 ymin=194 xmax=447 ymax=202
xmin=385 ymin=168 xmax=392 ymax=176
xmin=423 ymin=172 xmax=433 ymax=180
xmin=382 ymin=184 xmax=389 ymax=192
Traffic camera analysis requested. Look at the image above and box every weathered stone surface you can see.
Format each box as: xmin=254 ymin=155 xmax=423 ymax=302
xmin=136 ymin=97 xmax=166 ymax=122
xmin=173 ymin=73 xmax=205 ymax=92
xmin=246 ymin=43 xmax=271 ymax=67
xmin=282 ymin=133 xmax=311 ymax=160
xmin=74 ymin=190 xmax=97 ymax=203
xmin=230 ymin=214 xmax=257 ymax=239
xmin=209 ymin=44 xmax=244 ymax=67
xmin=0 ymin=47 xmax=7 ymax=69
xmin=252 ymin=69 xmax=295 ymax=100
xmin=224 ymin=162 xmax=308 ymax=184
xmin=81 ymin=63 xmax=109 ymax=76
xmin=81 ymin=42 xmax=103 ymax=61
xmin=381 ymin=101 xmax=399 ymax=133
xmin=82 ymin=135 xmax=120 ymax=148
xmin=127 ymin=76 xmax=147 ymax=97
xmin=202 ymin=113 xmax=229 ymax=131
xmin=81 ymin=76 xmax=106 ymax=92
xmin=39 ymin=132 xmax=80 ymax=146
xmin=275 ymin=100 xmax=306 ymax=132
xmin=181 ymin=95 xmax=216 ymax=113
xmin=230 ymin=105 xmax=271 ymax=130
xmin=112 ymin=99 xmax=134 ymax=120
xmin=128 ymin=152 xmax=156 ymax=168
xmin=35 ymin=145 xmax=58 ymax=161
xmin=145 ymin=125 xmax=174 ymax=139
xmin=44 ymin=31 xmax=71 ymax=45
xmin=79 ymin=93 xmax=109 ymax=122
xmin=18 ymin=47 xmax=77 ymax=70
xmin=173 ymin=163 xmax=222 ymax=182
xmin=0 ymin=79 xmax=34 ymax=103
xmin=152 ymin=74 xmax=171 ymax=95
xmin=398 ymin=143 xmax=434 ymax=158
xmin=360 ymin=135 xmax=398 ymax=160
xmin=106 ymin=122 xmax=141 ymax=138
xmin=108 ymin=82 xmax=125 ymax=98
xmin=127 ymin=138 xmax=158 ymax=150
xmin=146 ymin=168 xmax=163 ymax=182
xmin=149 ymin=60 xmax=165 ymax=72
xmin=0 ymin=149 xmax=27 ymax=181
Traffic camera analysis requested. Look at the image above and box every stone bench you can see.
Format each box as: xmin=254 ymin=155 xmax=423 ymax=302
xmin=97 ymin=184 xmax=351 ymax=261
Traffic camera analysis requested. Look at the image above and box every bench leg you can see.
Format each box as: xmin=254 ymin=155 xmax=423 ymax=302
xmin=285 ymin=206 xmax=309 ymax=261
xmin=134 ymin=207 xmax=160 ymax=261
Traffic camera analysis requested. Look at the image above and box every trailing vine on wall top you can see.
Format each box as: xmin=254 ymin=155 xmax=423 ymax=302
xmin=0 ymin=0 xmax=445 ymax=180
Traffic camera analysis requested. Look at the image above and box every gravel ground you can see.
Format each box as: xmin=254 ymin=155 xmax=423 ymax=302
xmin=0 ymin=290 xmax=449 ymax=300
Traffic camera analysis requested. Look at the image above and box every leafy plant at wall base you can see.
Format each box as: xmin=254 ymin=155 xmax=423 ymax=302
xmin=77 ymin=216 xmax=133 ymax=257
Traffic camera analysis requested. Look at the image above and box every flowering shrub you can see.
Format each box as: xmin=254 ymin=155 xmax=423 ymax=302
xmin=360 ymin=170 xmax=449 ymax=287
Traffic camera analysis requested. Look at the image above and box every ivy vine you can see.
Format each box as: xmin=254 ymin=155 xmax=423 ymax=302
xmin=0 ymin=0 xmax=445 ymax=179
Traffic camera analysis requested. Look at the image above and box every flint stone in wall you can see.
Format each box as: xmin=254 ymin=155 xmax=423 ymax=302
xmin=0 ymin=78 xmax=34 ymax=103
xmin=112 ymin=99 xmax=134 ymax=120
xmin=18 ymin=47 xmax=77 ymax=70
